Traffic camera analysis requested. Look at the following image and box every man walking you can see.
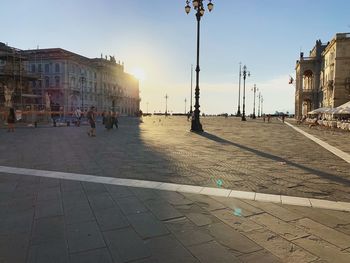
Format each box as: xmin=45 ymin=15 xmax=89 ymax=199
xmin=87 ymin=106 xmax=96 ymax=137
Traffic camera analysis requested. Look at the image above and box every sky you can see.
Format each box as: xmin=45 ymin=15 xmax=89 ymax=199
xmin=1 ymin=0 xmax=350 ymax=114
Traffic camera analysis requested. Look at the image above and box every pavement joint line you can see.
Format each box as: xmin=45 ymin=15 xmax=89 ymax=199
xmin=0 ymin=165 xmax=350 ymax=212
xmin=285 ymin=121 xmax=350 ymax=164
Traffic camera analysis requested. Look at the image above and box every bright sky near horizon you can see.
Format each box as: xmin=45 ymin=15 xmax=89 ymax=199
xmin=1 ymin=0 xmax=350 ymax=114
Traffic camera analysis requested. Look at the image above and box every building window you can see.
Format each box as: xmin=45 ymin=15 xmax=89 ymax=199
xmin=45 ymin=76 xmax=50 ymax=88
xmin=55 ymin=76 xmax=60 ymax=87
xmin=38 ymin=64 xmax=42 ymax=72
xmin=32 ymin=80 xmax=36 ymax=88
xmin=31 ymin=64 xmax=36 ymax=73
xmin=55 ymin=63 xmax=60 ymax=73
xmin=45 ymin=64 xmax=49 ymax=73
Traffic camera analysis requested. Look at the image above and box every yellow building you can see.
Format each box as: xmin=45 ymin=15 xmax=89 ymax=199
xmin=295 ymin=33 xmax=350 ymax=119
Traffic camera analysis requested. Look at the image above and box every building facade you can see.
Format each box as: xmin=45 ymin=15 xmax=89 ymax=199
xmin=295 ymin=33 xmax=350 ymax=119
xmin=0 ymin=43 xmax=140 ymax=115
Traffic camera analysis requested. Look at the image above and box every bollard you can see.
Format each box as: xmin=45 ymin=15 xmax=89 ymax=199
xmin=67 ymin=121 xmax=70 ymax=127
xmin=34 ymin=121 xmax=37 ymax=128
xmin=53 ymin=120 xmax=56 ymax=127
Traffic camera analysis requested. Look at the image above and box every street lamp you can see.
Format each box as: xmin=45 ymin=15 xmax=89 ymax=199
xmin=257 ymin=92 xmax=261 ymax=117
xmin=261 ymin=96 xmax=264 ymax=116
xmin=241 ymin=65 xmax=250 ymax=121
xmin=165 ymin=94 xmax=168 ymax=116
xmin=80 ymin=75 xmax=85 ymax=110
xmin=236 ymin=62 xmax=242 ymax=116
xmin=185 ymin=98 xmax=187 ymax=114
xmin=251 ymin=84 xmax=258 ymax=119
xmin=185 ymin=0 xmax=214 ymax=132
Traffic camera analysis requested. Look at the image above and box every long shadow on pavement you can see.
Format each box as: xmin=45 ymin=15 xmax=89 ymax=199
xmin=197 ymin=131 xmax=350 ymax=186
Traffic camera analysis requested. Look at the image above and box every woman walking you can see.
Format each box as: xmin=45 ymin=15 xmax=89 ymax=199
xmin=7 ymin=108 xmax=16 ymax=132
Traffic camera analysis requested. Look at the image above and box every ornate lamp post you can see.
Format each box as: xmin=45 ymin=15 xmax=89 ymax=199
xmin=165 ymin=94 xmax=168 ymax=116
xmin=236 ymin=62 xmax=242 ymax=116
xmin=257 ymin=91 xmax=261 ymax=117
xmin=241 ymin=65 xmax=250 ymax=121
xmin=251 ymin=84 xmax=258 ymax=119
xmin=185 ymin=0 xmax=214 ymax=132
xmin=80 ymin=74 xmax=85 ymax=110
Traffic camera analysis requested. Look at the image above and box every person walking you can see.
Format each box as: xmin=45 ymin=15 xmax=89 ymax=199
xmin=105 ymin=111 xmax=112 ymax=130
xmin=7 ymin=107 xmax=16 ymax=132
xmin=112 ymin=112 xmax=119 ymax=129
xmin=74 ymin=107 xmax=82 ymax=127
xmin=87 ymin=106 xmax=96 ymax=137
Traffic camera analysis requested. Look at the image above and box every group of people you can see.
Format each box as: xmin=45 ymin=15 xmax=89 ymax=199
xmin=86 ymin=107 xmax=119 ymax=137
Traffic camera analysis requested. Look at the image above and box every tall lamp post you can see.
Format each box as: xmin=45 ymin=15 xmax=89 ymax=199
xmin=251 ymin=84 xmax=258 ymax=119
xmin=257 ymin=92 xmax=261 ymax=117
xmin=165 ymin=94 xmax=168 ymax=116
xmin=190 ymin=64 xmax=193 ymax=114
xmin=185 ymin=0 xmax=214 ymax=132
xmin=236 ymin=62 xmax=242 ymax=116
xmin=241 ymin=65 xmax=250 ymax=121
xmin=80 ymin=75 xmax=85 ymax=110
xmin=185 ymin=98 xmax=187 ymax=114
xmin=261 ymin=96 xmax=264 ymax=116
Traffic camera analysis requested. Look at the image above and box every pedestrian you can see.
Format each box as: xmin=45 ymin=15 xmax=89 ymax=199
xmin=105 ymin=111 xmax=112 ymax=130
xmin=101 ymin=110 xmax=106 ymax=125
xmin=7 ymin=107 xmax=16 ymax=132
xmin=87 ymin=106 xmax=96 ymax=137
xmin=263 ymin=114 xmax=266 ymax=122
xmin=74 ymin=107 xmax=82 ymax=126
xmin=267 ymin=114 xmax=271 ymax=123
xmin=112 ymin=112 xmax=119 ymax=129
xmin=281 ymin=114 xmax=285 ymax=123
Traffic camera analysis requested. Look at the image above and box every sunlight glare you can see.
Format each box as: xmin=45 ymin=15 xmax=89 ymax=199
xmin=131 ymin=67 xmax=146 ymax=81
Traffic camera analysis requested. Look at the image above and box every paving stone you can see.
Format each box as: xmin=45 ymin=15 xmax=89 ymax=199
xmin=94 ymin=207 xmax=129 ymax=231
xmin=105 ymin=184 xmax=134 ymax=198
xmin=144 ymin=199 xmax=183 ymax=221
xmin=211 ymin=208 xmax=263 ymax=233
xmin=64 ymin=201 xmax=95 ymax=225
xmin=127 ymin=212 xmax=169 ymax=238
xmin=83 ymin=182 xmax=107 ymax=194
xmin=186 ymin=212 xmax=214 ymax=226
xmin=87 ymin=192 xmax=116 ymax=211
xmin=244 ymin=228 xmax=318 ymax=263
xmin=62 ymin=190 xmax=89 ymax=208
xmin=35 ymin=199 xmax=64 ymax=219
xmin=66 ymin=220 xmax=106 ymax=253
xmin=37 ymin=187 xmax=61 ymax=202
xmin=0 ymin=233 xmax=29 ymax=263
xmin=27 ymin=240 xmax=69 ymax=263
xmin=165 ymin=217 xmax=213 ymax=246
xmin=207 ymin=223 xmax=262 ymax=254
xmin=104 ymin=227 xmax=151 ymax=262
xmin=249 ymin=213 xmax=309 ymax=241
xmin=69 ymin=248 xmax=114 ymax=263
xmin=0 ymin=209 xmax=34 ymax=235
xmin=211 ymin=196 xmax=264 ymax=217
xmin=61 ymin=180 xmax=83 ymax=192
xmin=146 ymin=235 xmax=199 ymax=263
xmin=293 ymin=235 xmax=350 ymax=263
xmin=31 ymin=216 xmax=65 ymax=245
xmin=188 ymin=241 xmax=241 ymax=263
xmin=245 ymin=200 xmax=304 ymax=221
xmin=182 ymin=193 xmax=226 ymax=211
xmin=238 ymin=249 xmax=282 ymax=263
xmin=292 ymin=218 xmax=350 ymax=249
xmin=116 ymin=196 xmax=148 ymax=215
xmin=129 ymin=187 xmax=159 ymax=201
xmin=156 ymin=190 xmax=193 ymax=205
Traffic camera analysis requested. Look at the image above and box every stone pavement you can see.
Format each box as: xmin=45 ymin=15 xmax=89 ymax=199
xmin=1 ymin=116 xmax=349 ymax=201
xmin=1 ymin=172 xmax=350 ymax=263
xmin=1 ymin=116 xmax=350 ymax=262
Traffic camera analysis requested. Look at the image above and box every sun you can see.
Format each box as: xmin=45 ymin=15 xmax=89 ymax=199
xmin=130 ymin=67 xmax=146 ymax=81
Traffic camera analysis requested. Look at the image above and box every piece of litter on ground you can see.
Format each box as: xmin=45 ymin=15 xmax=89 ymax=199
xmin=278 ymin=162 xmax=286 ymax=165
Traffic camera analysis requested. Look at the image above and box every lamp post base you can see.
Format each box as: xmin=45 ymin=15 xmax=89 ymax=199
xmin=241 ymin=115 xmax=246 ymax=121
xmin=191 ymin=119 xmax=203 ymax=132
